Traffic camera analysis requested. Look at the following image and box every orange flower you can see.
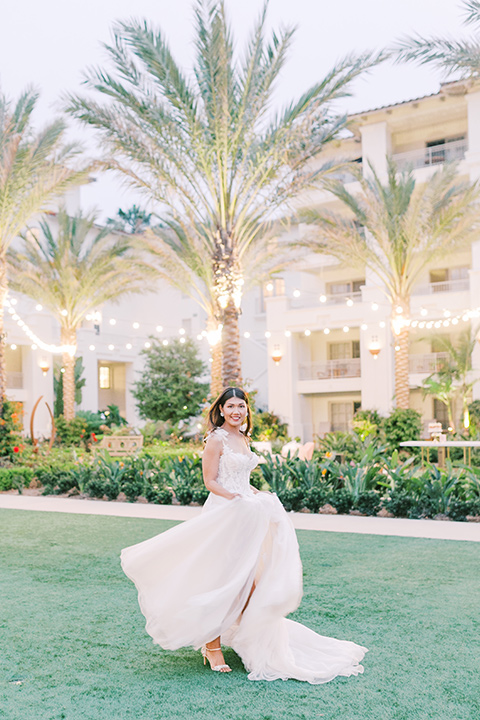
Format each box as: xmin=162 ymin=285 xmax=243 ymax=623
xmin=321 ymin=468 xmax=327 ymax=476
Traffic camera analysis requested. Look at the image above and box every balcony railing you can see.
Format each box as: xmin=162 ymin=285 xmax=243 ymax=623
xmin=392 ymin=139 xmax=467 ymax=171
xmin=299 ymin=358 xmax=361 ymax=381
xmin=6 ymin=372 xmax=23 ymax=389
xmin=409 ymin=352 xmax=450 ymax=374
xmin=291 ymin=290 xmax=362 ymax=309
xmin=412 ymin=278 xmax=469 ymax=295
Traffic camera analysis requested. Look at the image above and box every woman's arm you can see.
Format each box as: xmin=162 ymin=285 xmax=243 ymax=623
xmin=202 ymin=435 xmax=240 ymax=500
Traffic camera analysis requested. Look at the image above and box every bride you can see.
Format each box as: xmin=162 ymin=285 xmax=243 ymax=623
xmin=121 ymin=387 xmax=367 ymax=683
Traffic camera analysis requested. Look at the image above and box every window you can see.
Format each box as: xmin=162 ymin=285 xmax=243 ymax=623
xmin=99 ymin=366 xmax=111 ymax=389
xmin=433 ymin=399 xmax=449 ymax=430
xmin=330 ymin=402 xmax=359 ymax=432
xmin=328 ymin=341 xmax=360 ymax=360
xmin=327 ymin=280 xmax=364 ymax=299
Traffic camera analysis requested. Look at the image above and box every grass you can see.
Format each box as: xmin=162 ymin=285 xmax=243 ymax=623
xmin=0 ymin=510 xmax=479 ymax=720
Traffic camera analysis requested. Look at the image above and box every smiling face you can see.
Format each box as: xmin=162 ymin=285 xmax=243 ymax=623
xmin=220 ymin=397 xmax=248 ymax=429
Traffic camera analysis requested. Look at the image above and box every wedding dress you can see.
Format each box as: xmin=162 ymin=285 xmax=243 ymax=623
xmin=120 ymin=428 xmax=367 ymax=683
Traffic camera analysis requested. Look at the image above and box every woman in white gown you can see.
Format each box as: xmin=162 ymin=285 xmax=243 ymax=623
xmin=121 ymin=387 xmax=367 ymax=683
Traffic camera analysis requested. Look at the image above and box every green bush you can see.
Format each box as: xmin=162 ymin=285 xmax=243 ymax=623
xmin=384 ymin=409 xmax=421 ymax=452
xmin=277 ymin=487 xmax=305 ymax=512
xmin=384 ymin=490 xmax=421 ymax=518
xmin=355 ymin=491 xmax=382 ymax=516
xmin=36 ymin=464 xmax=79 ymax=495
xmin=329 ymin=488 xmax=354 ymax=515
xmin=144 ymin=486 xmax=173 ymax=505
xmin=0 ymin=399 xmax=24 ymax=461
xmin=55 ymin=416 xmax=88 ymax=447
xmin=304 ymin=485 xmax=329 ymax=513
xmin=0 ymin=467 xmax=33 ymax=491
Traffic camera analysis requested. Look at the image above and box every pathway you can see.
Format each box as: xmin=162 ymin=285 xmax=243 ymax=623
xmin=1 ymin=494 xmax=479 ymax=542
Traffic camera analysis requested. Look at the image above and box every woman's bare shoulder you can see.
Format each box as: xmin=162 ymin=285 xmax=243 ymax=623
xmin=204 ymin=428 xmax=225 ymax=449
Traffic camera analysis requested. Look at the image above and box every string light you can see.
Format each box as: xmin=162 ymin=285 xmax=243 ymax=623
xmin=89 ymin=344 xmax=95 ymax=351
xmin=323 ymin=328 xmax=330 ymax=335
xmin=156 ymin=325 xmax=163 ymax=333
xmin=346 ymin=298 xmax=354 ymax=307
xmin=284 ymin=330 xmax=291 ymax=337
xmin=109 ymin=319 xmax=116 ymax=326
xmin=35 ymin=304 xmax=42 ymax=311
xmin=319 ymin=295 xmax=326 ymax=303
xmin=132 ymin=322 xmax=140 ymax=329
xmin=144 ymin=341 xmax=151 ymax=348
xmin=361 ymin=323 xmax=368 ymax=330
xmin=179 ymin=328 xmax=186 ymax=335
xmin=371 ymin=303 xmax=378 ymax=311
xmin=243 ymin=331 xmax=250 ymax=338
xmin=10 ymin=344 xmax=17 ymax=350
xmin=126 ymin=343 xmax=132 ymax=349
xmin=108 ymin=344 xmax=115 ymax=350
xmin=293 ymin=290 xmax=301 ymax=298
xmin=304 ymin=329 xmax=311 ymax=336
xmin=343 ymin=326 xmax=349 ymax=333
xmin=265 ymin=331 xmax=271 ymax=338
xmin=4 ymin=299 xmax=75 ymax=355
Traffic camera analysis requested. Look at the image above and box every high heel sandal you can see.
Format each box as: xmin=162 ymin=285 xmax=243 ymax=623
xmin=201 ymin=645 xmax=232 ymax=672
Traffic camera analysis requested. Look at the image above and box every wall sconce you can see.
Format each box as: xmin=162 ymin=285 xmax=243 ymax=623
xmin=271 ymin=345 xmax=283 ymax=365
xmin=39 ymin=357 xmax=50 ymax=375
xmin=368 ymin=337 xmax=381 ymax=360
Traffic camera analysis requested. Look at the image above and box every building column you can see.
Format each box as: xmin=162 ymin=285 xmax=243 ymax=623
xmin=465 ymin=90 xmax=480 ymax=174
xmin=359 ymin=285 xmax=395 ymax=415
xmin=360 ymin=121 xmax=392 ymax=178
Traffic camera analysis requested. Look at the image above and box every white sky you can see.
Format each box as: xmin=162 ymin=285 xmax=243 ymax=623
xmin=0 ymin=0 xmax=470 ymax=219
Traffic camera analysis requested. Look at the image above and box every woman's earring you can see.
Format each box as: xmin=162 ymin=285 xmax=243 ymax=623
xmin=220 ymin=412 xmax=224 ymax=417
xmin=240 ymin=423 xmax=247 ymax=432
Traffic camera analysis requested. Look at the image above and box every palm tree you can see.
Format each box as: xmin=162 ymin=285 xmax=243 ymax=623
xmin=423 ymin=329 xmax=480 ymax=430
xmin=0 ymin=88 xmax=90 ymax=403
xmin=301 ymin=159 xmax=480 ymax=408
xmin=8 ymin=210 xmax=158 ymax=420
xmin=65 ymin=0 xmax=380 ymax=388
xmin=422 ymin=375 xmax=458 ymax=432
xmin=395 ymin=1 xmax=480 ymax=78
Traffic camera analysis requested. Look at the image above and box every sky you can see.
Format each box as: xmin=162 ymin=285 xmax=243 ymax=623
xmin=0 ymin=0 xmax=470 ymax=219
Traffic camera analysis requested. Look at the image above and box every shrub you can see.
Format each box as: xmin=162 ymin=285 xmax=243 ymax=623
xmin=0 ymin=399 xmax=24 ymax=461
xmin=304 ymin=485 xmax=329 ymax=513
xmin=316 ymin=432 xmax=359 ymax=463
xmin=278 ymin=487 xmax=305 ymax=512
xmin=447 ymin=499 xmax=480 ymax=522
xmin=192 ymin=486 xmax=209 ymax=505
xmin=55 ymin=416 xmax=88 ymax=447
xmin=174 ymin=481 xmax=193 ymax=505
xmin=355 ymin=492 xmax=382 ymax=516
xmin=384 ymin=409 xmax=421 ymax=452
xmin=0 ymin=467 xmax=33 ymax=492
xmin=145 ymin=486 xmax=173 ymax=505
xmin=251 ymin=410 xmax=289 ymax=445
xmin=384 ymin=490 xmax=421 ymax=518
xmin=36 ymin=464 xmax=79 ymax=495
xmin=84 ymin=476 xmax=108 ymax=499
xmin=329 ymin=488 xmax=354 ymax=515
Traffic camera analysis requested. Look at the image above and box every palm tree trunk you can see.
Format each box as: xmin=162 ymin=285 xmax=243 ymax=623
xmin=210 ymin=344 xmax=223 ymax=398
xmin=61 ymin=327 xmax=76 ymax=421
xmin=0 ymin=256 xmax=7 ymax=409
xmin=394 ymin=324 xmax=410 ymax=409
xmin=222 ymin=299 xmax=243 ymax=387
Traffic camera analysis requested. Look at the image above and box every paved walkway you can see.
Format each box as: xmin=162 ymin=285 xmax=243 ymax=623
xmin=1 ymin=494 xmax=479 ymax=542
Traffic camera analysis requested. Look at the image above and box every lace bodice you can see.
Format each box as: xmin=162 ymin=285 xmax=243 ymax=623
xmin=209 ymin=428 xmax=259 ymax=496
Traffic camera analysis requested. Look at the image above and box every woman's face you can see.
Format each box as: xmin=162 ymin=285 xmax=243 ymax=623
xmin=220 ymin=397 xmax=248 ymax=428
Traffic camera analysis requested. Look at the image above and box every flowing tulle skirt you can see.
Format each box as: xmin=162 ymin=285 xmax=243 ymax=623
xmin=120 ymin=492 xmax=367 ymax=683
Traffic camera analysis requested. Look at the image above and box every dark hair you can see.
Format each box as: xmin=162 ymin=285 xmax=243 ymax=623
xmin=206 ymin=387 xmax=252 ymax=439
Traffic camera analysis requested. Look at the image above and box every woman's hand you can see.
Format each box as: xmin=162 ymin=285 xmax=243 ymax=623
xmin=228 ymin=492 xmax=242 ymax=500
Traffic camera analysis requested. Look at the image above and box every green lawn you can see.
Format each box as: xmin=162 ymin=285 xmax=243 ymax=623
xmin=0 ymin=510 xmax=479 ymax=720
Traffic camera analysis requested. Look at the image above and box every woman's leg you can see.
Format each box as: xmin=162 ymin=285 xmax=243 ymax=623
xmin=204 ymin=636 xmax=231 ymax=672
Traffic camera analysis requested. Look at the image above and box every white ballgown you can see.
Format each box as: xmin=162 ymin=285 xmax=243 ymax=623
xmin=120 ymin=428 xmax=367 ymax=683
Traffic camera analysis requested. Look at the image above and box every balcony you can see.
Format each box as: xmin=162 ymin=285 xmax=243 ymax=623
xmin=409 ymin=352 xmax=450 ymax=374
xmin=299 ymin=358 xmax=361 ymax=381
xmin=392 ymin=139 xmax=467 ymax=171
xmin=412 ymin=278 xmax=469 ymax=295
xmin=291 ymin=290 xmax=362 ymax=309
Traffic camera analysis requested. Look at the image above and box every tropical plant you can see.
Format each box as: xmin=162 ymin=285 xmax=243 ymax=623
xmin=422 ymin=330 xmax=479 ymax=431
xmin=0 ymin=88 xmax=89 ymax=403
xmin=106 ymin=205 xmax=152 ymax=234
xmin=53 ymin=356 xmax=86 ymax=417
xmin=8 ymin=209 xmax=157 ymax=420
xmin=301 ymin=159 xmax=480 ymax=408
xmin=422 ymin=375 xmax=457 ymax=432
xmin=66 ymin=0 xmax=380 ymax=392
xmin=133 ymin=337 xmax=208 ymax=423
xmin=395 ymin=1 xmax=480 ymax=80
xmin=0 ymin=399 xmax=24 ymax=461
